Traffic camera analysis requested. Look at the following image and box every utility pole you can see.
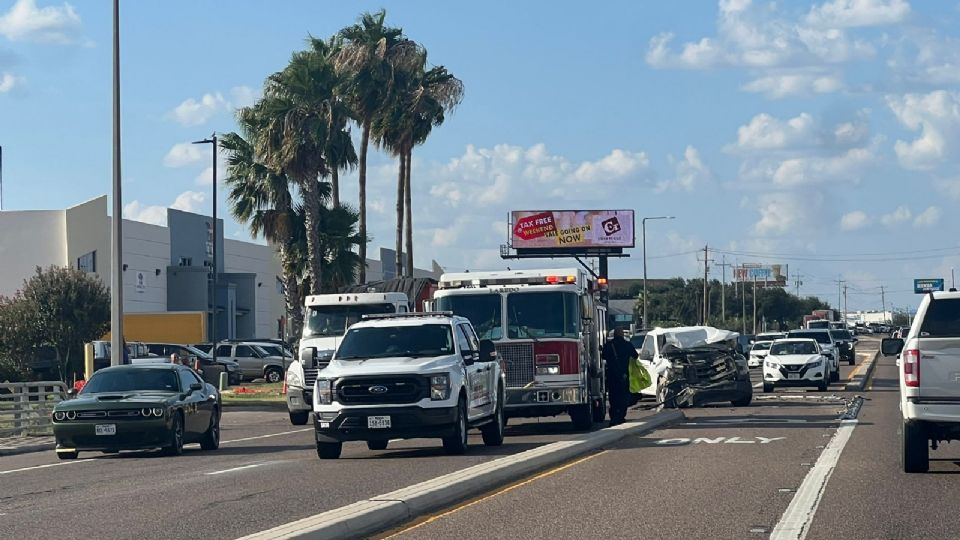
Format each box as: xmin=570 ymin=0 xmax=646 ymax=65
xmin=794 ymin=272 xmax=802 ymax=296
xmin=110 ymin=0 xmax=124 ymax=367
xmin=843 ymin=283 xmax=848 ymax=327
xmin=717 ymin=256 xmax=734 ymax=325
xmin=740 ymin=265 xmax=746 ymax=334
xmin=752 ymin=274 xmax=758 ymax=335
xmin=702 ymin=245 xmax=709 ymax=325
xmin=881 ymin=285 xmax=887 ymax=323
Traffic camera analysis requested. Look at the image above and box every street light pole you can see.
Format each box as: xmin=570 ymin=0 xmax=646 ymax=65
xmin=110 ymin=0 xmax=124 ymax=367
xmin=193 ymin=134 xmax=218 ymax=364
xmin=641 ymin=215 xmax=674 ymax=329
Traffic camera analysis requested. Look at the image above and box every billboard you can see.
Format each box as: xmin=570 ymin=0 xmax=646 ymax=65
xmin=510 ymin=210 xmax=635 ymax=250
xmin=734 ymin=264 xmax=789 ymax=287
xmin=914 ymin=278 xmax=944 ymax=294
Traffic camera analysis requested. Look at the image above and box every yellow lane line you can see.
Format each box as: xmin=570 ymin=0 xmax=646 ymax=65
xmin=378 ymin=450 xmax=609 ymax=539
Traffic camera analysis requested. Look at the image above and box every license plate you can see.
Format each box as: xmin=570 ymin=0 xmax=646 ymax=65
xmin=95 ymin=424 xmax=116 ymax=436
xmin=367 ymin=416 xmax=391 ymax=429
xmin=787 ymin=374 xmax=800 ymax=380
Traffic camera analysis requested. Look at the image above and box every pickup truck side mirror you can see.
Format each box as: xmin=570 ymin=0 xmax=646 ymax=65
xmin=478 ymin=339 xmax=497 ymax=363
xmin=881 ymin=338 xmax=904 ymax=357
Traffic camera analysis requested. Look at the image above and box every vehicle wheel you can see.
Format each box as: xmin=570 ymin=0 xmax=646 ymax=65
xmin=316 ymin=441 xmax=342 ymax=459
xmin=57 ymin=450 xmax=78 ymax=460
xmin=831 ymin=369 xmax=840 ymax=383
xmin=592 ymin=397 xmax=607 ymax=423
xmin=481 ymin=387 xmax=505 ymax=446
xmin=162 ymin=412 xmax=185 ymax=456
xmin=200 ymin=408 xmax=220 ymax=451
xmin=264 ymin=367 xmax=283 ymax=384
xmin=902 ymin=420 xmax=929 ymax=473
xmin=762 ymin=383 xmax=774 ymax=393
xmin=657 ymin=378 xmax=679 ymax=409
xmin=366 ymin=440 xmax=388 ymax=451
xmin=569 ymin=404 xmax=593 ymax=430
xmin=731 ymin=394 xmax=752 ymax=407
xmin=289 ymin=410 xmax=309 ymax=426
xmin=818 ymin=380 xmax=829 ymax=392
xmin=848 ymin=357 xmax=855 ymax=366
xmin=442 ymin=395 xmax=469 ymax=455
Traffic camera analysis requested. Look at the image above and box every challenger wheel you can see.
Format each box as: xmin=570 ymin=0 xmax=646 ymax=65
xmin=56 ymin=450 xmax=78 ymax=460
xmin=200 ymin=408 xmax=220 ymax=451
xmin=163 ymin=412 xmax=185 ymax=456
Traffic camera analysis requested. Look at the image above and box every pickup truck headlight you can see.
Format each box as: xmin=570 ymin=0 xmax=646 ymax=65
xmin=286 ymin=368 xmax=302 ymax=388
xmin=316 ymin=379 xmax=333 ymax=405
xmin=430 ymin=374 xmax=450 ymax=401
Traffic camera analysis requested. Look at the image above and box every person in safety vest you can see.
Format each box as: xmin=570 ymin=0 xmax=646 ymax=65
xmin=603 ymin=327 xmax=638 ymax=426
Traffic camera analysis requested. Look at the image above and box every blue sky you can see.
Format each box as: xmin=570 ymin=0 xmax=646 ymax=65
xmin=1 ymin=0 xmax=958 ymax=313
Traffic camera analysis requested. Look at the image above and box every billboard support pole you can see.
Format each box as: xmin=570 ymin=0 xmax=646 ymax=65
xmin=599 ymin=256 xmax=609 ymax=309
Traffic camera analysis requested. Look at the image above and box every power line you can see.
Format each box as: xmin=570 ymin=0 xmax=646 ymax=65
xmin=712 ymin=248 xmax=959 ymax=263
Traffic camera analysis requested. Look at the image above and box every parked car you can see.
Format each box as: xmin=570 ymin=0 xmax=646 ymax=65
xmin=882 ymin=291 xmax=960 ymax=473
xmin=52 ymin=364 xmax=221 ymax=459
xmin=305 ymin=312 xmax=505 ymax=459
xmin=829 ymin=329 xmax=857 ymax=365
xmin=143 ymin=343 xmax=242 ymax=385
xmin=786 ymin=329 xmax=840 ymax=382
xmin=214 ymin=341 xmax=292 ymax=383
xmin=762 ymin=339 xmax=829 ymax=393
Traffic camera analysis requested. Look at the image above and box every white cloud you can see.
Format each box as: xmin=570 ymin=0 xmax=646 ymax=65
xmin=742 ymin=71 xmax=844 ymax=98
xmin=936 ymin=178 xmax=960 ymax=201
xmin=735 ymin=113 xmax=818 ymax=151
xmin=887 ymin=91 xmax=960 ymax=171
xmin=123 ymin=191 xmax=208 ymax=226
xmin=169 ymin=86 xmax=259 ymax=127
xmin=751 ymin=192 xmax=825 ymax=237
xmin=769 ymin=147 xmax=874 ymax=187
xmin=0 ymin=0 xmax=81 ymax=43
xmin=889 ymin=31 xmax=960 ymax=86
xmin=913 ymin=206 xmax=941 ymax=228
xmin=656 ymin=146 xmax=711 ymax=192
xmin=0 ymin=71 xmax=24 ymax=92
xmin=193 ymin=157 xmax=228 ymax=186
xmin=806 ymin=0 xmax=910 ymax=28
xmin=840 ymin=210 xmax=870 ymax=230
xmin=163 ymin=143 xmax=206 ymax=168
xmin=880 ymin=205 xmax=911 ymax=226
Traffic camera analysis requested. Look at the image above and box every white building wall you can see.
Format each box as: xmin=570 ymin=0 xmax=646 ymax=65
xmin=0 ymin=209 xmax=66 ymax=297
xmin=65 ymin=196 xmax=110 ymax=288
xmin=223 ymin=239 xmax=284 ymax=339
xmin=120 ymin=219 xmax=170 ymax=313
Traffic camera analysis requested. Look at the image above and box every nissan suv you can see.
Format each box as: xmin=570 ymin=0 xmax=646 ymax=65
xmin=882 ymin=290 xmax=960 ymax=473
xmin=301 ymin=312 xmax=506 ymax=459
xmin=786 ymin=329 xmax=840 ymax=382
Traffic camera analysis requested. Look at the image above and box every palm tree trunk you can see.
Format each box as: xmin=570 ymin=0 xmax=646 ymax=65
xmin=395 ymin=151 xmax=404 ymax=278
xmin=302 ymin=179 xmax=324 ymax=295
xmin=279 ymin=245 xmax=303 ymax=339
xmin=358 ymin=119 xmax=370 ymax=283
xmin=404 ymin=146 xmax=413 ymax=277
xmin=331 ymin=167 xmax=340 ymax=208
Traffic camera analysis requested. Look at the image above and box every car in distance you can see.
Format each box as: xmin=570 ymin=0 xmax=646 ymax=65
xmin=305 ymin=312 xmax=505 ymax=459
xmin=829 ymin=329 xmax=857 ymax=365
xmin=52 ymin=364 xmax=221 ymax=459
xmin=882 ymin=291 xmax=960 ymax=473
xmin=144 ymin=343 xmax=242 ymax=385
xmin=747 ymin=340 xmax=773 ymax=368
xmin=214 ymin=341 xmax=292 ymax=383
xmin=762 ymin=339 xmax=829 ymax=393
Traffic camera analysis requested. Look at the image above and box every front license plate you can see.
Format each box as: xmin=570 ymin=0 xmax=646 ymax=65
xmin=787 ymin=374 xmax=800 ymax=380
xmin=367 ymin=416 xmax=391 ymax=429
xmin=95 ymin=424 xmax=117 ymax=436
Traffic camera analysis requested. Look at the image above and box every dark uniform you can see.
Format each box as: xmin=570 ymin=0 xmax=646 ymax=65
xmin=603 ymin=332 xmax=638 ymax=426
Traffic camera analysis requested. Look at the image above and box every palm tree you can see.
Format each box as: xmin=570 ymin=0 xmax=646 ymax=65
xmin=308 ymin=36 xmax=357 ymax=208
xmin=335 ymin=10 xmax=419 ymax=282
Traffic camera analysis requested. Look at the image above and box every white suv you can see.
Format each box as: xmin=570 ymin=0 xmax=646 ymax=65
xmin=762 ymin=339 xmax=829 ymax=393
xmin=882 ymin=290 xmax=960 ymax=473
xmin=302 ymin=312 xmax=506 ymax=459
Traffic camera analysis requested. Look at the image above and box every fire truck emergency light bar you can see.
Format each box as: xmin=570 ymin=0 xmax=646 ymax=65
xmin=360 ymin=311 xmax=455 ymax=320
xmin=439 ymin=275 xmax=579 ymax=289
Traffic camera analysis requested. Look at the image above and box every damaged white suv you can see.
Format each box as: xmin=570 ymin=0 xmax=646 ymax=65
xmin=302 ymin=312 xmax=506 ymax=459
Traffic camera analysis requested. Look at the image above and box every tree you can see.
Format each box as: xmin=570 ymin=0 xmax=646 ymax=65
xmin=335 ymin=9 xmax=420 ymax=282
xmin=18 ymin=267 xmax=110 ymax=381
xmin=0 ymin=294 xmax=40 ymax=381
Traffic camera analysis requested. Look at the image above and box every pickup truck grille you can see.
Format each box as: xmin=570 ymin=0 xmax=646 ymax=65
xmin=337 ymin=377 xmax=426 ymax=405
xmin=497 ymin=342 xmax=535 ymax=388
xmin=303 ymin=368 xmax=320 ymax=389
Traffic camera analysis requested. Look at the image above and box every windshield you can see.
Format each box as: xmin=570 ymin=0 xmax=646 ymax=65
xmin=751 ymin=342 xmax=771 ymax=352
xmin=434 ymin=294 xmax=503 ymax=340
xmin=304 ymin=303 xmax=397 ymax=337
xmin=80 ymin=369 xmax=180 ymax=394
xmin=771 ymin=341 xmax=818 ymax=355
xmin=507 ymin=291 xmax=580 ymax=339
xmin=789 ymin=331 xmax=831 ymax=344
xmin=830 ymin=330 xmax=852 ymax=340
xmin=336 ymin=324 xmax=455 ymax=359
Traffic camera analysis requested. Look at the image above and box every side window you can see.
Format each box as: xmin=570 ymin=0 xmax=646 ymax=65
xmin=640 ymin=336 xmax=655 ymax=359
xmin=920 ymin=299 xmax=960 ymax=337
xmin=178 ymin=369 xmax=198 ymax=391
xmin=147 ymin=345 xmax=163 ymax=356
xmin=216 ymin=345 xmax=232 ymax=357
xmin=235 ymin=345 xmax=256 ymax=358
xmin=455 ymin=325 xmax=472 ymax=354
xmin=461 ymin=324 xmax=481 ymax=352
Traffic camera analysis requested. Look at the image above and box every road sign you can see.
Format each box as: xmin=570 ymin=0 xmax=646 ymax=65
xmin=914 ymin=278 xmax=944 ymax=294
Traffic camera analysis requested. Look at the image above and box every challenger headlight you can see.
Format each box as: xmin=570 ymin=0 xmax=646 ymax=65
xmin=316 ymin=379 xmax=333 ymax=405
xmin=152 ymin=407 xmax=164 ymax=417
xmin=53 ymin=411 xmax=66 ymax=421
xmin=430 ymin=374 xmax=450 ymax=401
xmin=286 ymin=368 xmax=303 ymax=388
xmin=65 ymin=410 xmax=77 ymax=421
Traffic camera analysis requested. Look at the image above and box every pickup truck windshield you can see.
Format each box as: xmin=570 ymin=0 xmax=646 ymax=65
xmin=304 ymin=303 xmax=397 ymax=338
xmin=789 ymin=331 xmax=832 ymax=345
xmin=507 ymin=291 xmax=579 ymax=339
xmin=81 ymin=369 xmax=180 ymax=394
xmin=336 ymin=324 xmax=455 ymax=359
xmin=434 ymin=294 xmax=502 ymax=340
xmin=830 ymin=330 xmax=852 ymax=340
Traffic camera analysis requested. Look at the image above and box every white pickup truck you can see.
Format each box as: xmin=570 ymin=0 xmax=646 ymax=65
xmin=304 ymin=312 xmax=506 ymax=459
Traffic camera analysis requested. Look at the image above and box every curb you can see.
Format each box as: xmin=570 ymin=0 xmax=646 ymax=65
xmin=0 ymin=441 xmax=55 ymax=457
xmin=237 ymin=409 xmax=685 ymax=540
xmin=844 ymin=348 xmax=880 ymax=392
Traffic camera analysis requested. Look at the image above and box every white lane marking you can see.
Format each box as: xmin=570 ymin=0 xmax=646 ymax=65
xmin=753 ymin=382 xmax=763 ymax=388
xmin=0 ymin=459 xmax=94 ymax=475
xmin=770 ymin=419 xmax=857 ymax=540
xmin=219 ymin=428 xmax=312 ymax=445
xmin=206 ymin=462 xmax=272 ymax=476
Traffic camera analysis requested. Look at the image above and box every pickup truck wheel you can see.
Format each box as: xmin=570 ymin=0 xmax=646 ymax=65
xmin=366 ymin=440 xmax=388 ymax=451
xmin=902 ymin=420 xmax=929 ymax=473
xmin=289 ymin=411 xmax=309 ymax=425
xmin=481 ymin=388 xmax=505 ymax=446
xmin=316 ymin=441 xmax=342 ymax=459
xmin=442 ymin=395 xmax=469 ymax=455
xmin=264 ymin=367 xmax=283 ymax=384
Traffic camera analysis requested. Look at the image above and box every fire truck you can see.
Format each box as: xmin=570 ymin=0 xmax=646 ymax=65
xmin=433 ymin=268 xmax=607 ymax=429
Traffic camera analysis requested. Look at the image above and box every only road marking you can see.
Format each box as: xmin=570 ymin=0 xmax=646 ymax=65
xmin=654 ymin=436 xmax=785 ymax=445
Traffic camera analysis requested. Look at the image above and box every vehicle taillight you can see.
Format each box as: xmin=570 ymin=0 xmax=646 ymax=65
xmin=903 ymin=349 xmax=920 ymax=387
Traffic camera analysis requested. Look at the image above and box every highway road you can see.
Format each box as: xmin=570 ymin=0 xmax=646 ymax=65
xmin=1 ymin=337 xmax=907 ymax=540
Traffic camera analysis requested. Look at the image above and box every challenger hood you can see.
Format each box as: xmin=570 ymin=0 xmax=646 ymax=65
xmin=320 ymin=354 xmax=459 ymax=378
xmin=57 ymin=391 xmax=177 ymax=410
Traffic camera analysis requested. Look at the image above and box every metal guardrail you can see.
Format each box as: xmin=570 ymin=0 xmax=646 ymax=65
xmin=0 ymin=381 xmax=67 ymax=437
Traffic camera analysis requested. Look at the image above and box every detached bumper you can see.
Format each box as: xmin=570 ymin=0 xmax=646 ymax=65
xmin=53 ymin=418 xmax=171 ymax=451
xmin=314 ymin=405 xmax=458 ymax=443
xmin=684 ymin=379 xmax=753 ymax=407
xmin=286 ymin=386 xmax=312 ymax=413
